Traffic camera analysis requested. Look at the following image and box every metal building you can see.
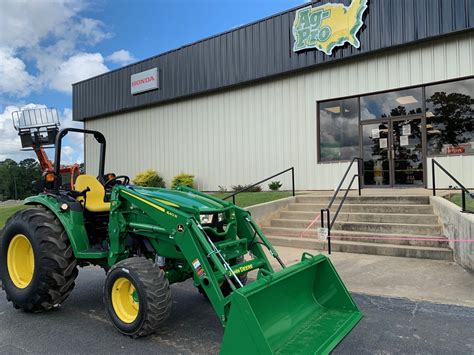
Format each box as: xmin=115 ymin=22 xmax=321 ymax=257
xmin=73 ymin=0 xmax=474 ymax=191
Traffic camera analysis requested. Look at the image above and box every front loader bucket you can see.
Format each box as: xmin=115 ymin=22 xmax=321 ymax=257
xmin=221 ymin=253 xmax=362 ymax=355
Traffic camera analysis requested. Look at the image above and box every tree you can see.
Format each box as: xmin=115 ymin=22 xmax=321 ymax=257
xmin=0 ymin=158 xmax=42 ymax=201
xmin=426 ymin=91 xmax=473 ymax=152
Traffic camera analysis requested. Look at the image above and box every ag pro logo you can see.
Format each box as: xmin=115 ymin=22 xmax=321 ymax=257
xmin=292 ymin=0 xmax=368 ymax=55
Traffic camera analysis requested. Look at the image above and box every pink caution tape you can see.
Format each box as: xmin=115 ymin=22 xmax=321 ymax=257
xmin=299 ymin=214 xmax=321 ymax=238
xmin=330 ymin=236 xmax=474 ymax=242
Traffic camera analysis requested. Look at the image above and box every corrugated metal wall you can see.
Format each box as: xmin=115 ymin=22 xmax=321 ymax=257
xmin=73 ymin=0 xmax=474 ymax=121
xmin=85 ymin=33 xmax=474 ymax=190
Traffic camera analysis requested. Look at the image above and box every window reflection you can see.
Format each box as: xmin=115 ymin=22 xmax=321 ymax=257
xmin=319 ymin=98 xmax=359 ymax=162
xmin=426 ymin=78 xmax=474 ymax=155
xmin=362 ymin=122 xmax=390 ymax=185
xmin=361 ymin=88 xmax=423 ymax=120
xmin=318 ymin=78 xmax=473 ymax=166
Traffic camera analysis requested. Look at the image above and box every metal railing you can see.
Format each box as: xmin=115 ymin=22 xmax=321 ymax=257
xmin=320 ymin=157 xmax=363 ymax=254
xmin=223 ymin=167 xmax=295 ymax=204
xmin=12 ymin=108 xmax=60 ymax=131
xmin=432 ymin=159 xmax=473 ymax=213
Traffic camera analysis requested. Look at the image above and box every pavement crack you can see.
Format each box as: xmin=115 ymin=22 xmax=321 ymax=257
xmin=81 ymin=311 xmax=109 ymax=324
xmin=150 ymin=334 xmax=193 ymax=353
xmin=409 ymin=301 xmax=419 ymax=323
xmin=0 ymin=344 xmax=33 ymax=353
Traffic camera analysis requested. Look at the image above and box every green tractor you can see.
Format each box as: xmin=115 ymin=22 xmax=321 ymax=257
xmin=0 ymin=128 xmax=362 ymax=354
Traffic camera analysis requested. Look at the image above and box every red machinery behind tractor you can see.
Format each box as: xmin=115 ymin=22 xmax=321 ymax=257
xmin=12 ymin=108 xmax=81 ymax=190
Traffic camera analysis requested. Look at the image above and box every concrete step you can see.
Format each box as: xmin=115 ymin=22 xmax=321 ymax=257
xmin=267 ymin=235 xmax=453 ymax=261
xmin=288 ymin=203 xmax=434 ymax=214
xmin=279 ymin=211 xmax=439 ymax=225
xmin=262 ymin=226 xmax=447 ymax=247
xmin=330 ymin=231 xmax=449 ymax=248
xmin=270 ymin=219 xmax=442 ymax=236
xmin=296 ymin=195 xmax=430 ymax=205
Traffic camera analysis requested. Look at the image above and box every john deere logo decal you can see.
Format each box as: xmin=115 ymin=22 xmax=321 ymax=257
xmin=292 ymin=0 xmax=368 ymax=55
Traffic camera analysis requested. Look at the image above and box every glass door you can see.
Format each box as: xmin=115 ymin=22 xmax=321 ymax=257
xmin=361 ymin=122 xmax=391 ymax=186
xmin=391 ymin=118 xmax=424 ymax=186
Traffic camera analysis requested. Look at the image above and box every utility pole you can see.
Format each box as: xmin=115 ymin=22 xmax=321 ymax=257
xmin=13 ymin=176 xmax=18 ymax=200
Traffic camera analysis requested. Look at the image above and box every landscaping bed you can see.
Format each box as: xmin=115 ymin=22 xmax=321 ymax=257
xmin=444 ymin=193 xmax=474 ymax=213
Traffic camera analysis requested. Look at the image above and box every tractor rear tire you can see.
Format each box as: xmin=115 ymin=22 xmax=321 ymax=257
xmin=103 ymin=257 xmax=172 ymax=338
xmin=0 ymin=206 xmax=78 ymax=312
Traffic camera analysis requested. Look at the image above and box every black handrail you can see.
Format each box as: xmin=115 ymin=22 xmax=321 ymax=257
xmin=432 ymin=159 xmax=473 ymax=213
xmin=321 ymin=157 xmax=363 ymax=254
xmin=223 ymin=167 xmax=295 ymax=204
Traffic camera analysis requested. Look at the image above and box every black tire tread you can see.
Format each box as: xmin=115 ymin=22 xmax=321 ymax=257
xmin=1 ymin=206 xmax=78 ymax=312
xmin=107 ymin=257 xmax=172 ymax=338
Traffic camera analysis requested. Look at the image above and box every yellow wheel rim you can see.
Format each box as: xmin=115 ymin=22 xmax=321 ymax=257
xmin=111 ymin=277 xmax=140 ymax=323
xmin=7 ymin=234 xmax=35 ymax=289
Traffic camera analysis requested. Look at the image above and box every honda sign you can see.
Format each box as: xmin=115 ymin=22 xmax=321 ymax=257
xmin=131 ymin=68 xmax=159 ymax=95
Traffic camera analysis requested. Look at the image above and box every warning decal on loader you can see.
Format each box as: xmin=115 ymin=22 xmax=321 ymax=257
xmin=192 ymin=258 xmax=206 ymax=278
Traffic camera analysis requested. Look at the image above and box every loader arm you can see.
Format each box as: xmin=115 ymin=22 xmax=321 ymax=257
xmin=108 ymin=185 xmax=258 ymax=321
xmin=108 ymin=185 xmax=362 ymax=353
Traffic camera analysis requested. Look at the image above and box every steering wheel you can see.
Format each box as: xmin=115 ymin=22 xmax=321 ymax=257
xmin=104 ymin=175 xmax=130 ymax=189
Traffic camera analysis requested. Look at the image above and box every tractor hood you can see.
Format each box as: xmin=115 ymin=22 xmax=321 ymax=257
xmin=130 ymin=186 xmax=228 ymax=212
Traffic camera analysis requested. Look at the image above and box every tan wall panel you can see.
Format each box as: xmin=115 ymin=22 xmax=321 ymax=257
xmin=85 ymin=33 xmax=474 ymax=190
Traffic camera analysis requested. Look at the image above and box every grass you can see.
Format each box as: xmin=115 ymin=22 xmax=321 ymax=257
xmin=212 ymin=191 xmax=293 ymax=208
xmin=447 ymin=193 xmax=474 ymax=213
xmin=0 ymin=191 xmax=294 ymax=227
xmin=0 ymin=204 xmax=29 ymax=228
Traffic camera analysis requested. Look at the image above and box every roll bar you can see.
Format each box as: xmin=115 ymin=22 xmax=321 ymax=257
xmin=54 ymin=128 xmax=106 ymax=190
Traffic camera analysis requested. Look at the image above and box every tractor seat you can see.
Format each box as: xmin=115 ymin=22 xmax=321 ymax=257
xmin=74 ymin=174 xmax=110 ymax=212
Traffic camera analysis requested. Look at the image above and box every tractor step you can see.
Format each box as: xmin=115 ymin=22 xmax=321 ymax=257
xmin=78 ymin=245 xmax=109 ymax=259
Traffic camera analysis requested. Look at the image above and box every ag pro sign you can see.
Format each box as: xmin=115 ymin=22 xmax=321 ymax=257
xmin=292 ymin=0 xmax=368 ymax=55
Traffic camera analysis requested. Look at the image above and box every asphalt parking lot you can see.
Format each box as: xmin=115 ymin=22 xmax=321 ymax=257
xmin=0 ymin=267 xmax=473 ymax=354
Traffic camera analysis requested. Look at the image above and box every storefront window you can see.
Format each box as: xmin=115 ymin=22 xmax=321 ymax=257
xmin=360 ymin=88 xmax=423 ymax=120
xmin=319 ymin=98 xmax=359 ymax=162
xmin=426 ymin=78 xmax=474 ymax=156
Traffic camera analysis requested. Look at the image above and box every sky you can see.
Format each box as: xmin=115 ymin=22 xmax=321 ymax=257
xmin=0 ymin=0 xmax=307 ymax=164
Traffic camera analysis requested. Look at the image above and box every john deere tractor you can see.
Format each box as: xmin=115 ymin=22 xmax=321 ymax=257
xmin=0 ymin=127 xmax=362 ymax=354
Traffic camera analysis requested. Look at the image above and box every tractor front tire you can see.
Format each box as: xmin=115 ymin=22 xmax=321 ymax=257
xmin=0 ymin=206 xmax=78 ymax=312
xmin=103 ymin=257 xmax=172 ymax=338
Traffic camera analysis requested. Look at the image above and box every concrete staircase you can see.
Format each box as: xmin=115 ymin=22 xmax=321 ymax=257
xmin=264 ymin=195 xmax=453 ymax=261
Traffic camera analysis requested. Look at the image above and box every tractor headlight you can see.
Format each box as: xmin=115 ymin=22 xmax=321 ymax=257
xmin=200 ymin=213 xmax=225 ymax=224
xmin=200 ymin=214 xmax=213 ymax=224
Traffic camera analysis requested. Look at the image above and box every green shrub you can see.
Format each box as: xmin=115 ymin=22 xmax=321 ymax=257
xmin=172 ymin=173 xmax=195 ymax=188
xmin=268 ymin=181 xmax=282 ymax=191
xmin=231 ymin=184 xmax=262 ymax=192
xmin=132 ymin=170 xmax=166 ymax=188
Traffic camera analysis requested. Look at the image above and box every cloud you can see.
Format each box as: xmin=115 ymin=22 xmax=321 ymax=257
xmin=48 ymin=53 xmax=109 ymax=93
xmin=106 ymin=50 xmax=137 ymax=65
xmin=60 ymin=108 xmax=85 ymax=164
xmin=0 ymin=104 xmax=38 ymax=161
xmin=0 ymin=104 xmax=83 ymax=163
xmin=0 ymin=0 xmax=113 ymax=97
xmin=0 ymin=47 xmax=36 ymax=97
xmin=75 ymin=18 xmax=113 ymax=45
xmin=0 ymin=0 xmax=79 ymax=50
